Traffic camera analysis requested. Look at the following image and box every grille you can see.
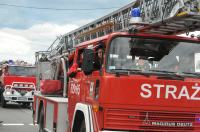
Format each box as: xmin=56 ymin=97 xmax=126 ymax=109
xmin=104 ymin=108 xmax=200 ymax=131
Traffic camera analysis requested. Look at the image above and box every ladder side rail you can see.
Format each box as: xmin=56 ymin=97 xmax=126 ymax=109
xmin=47 ymin=36 xmax=61 ymax=52
xmin=46 ymin=36 xmax=68 ymax=59
xmin=48 ymin=42 xmax=64 ymax=58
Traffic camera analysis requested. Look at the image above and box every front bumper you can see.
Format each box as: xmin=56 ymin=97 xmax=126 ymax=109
xmin=4 ymin=96 xmax=33 ymax=102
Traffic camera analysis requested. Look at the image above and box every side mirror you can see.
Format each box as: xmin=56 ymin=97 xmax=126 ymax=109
xmin=82 ymin=49 xmax=94 ymax=75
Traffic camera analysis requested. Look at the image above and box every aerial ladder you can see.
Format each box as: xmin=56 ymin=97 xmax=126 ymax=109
xmin=43 ymin=0 xmax=200 ymax=59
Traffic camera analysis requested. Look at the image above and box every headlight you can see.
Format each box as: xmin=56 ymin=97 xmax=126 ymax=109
xmin=5 ymin=91 xmax=11 ymax=95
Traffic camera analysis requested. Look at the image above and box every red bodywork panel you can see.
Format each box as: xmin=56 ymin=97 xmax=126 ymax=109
xmin=40 ymin=80 xmax=61 ymax=94
xmin=101 ymin=75 xmax=200 ymax=108
xmin=3 ymin=76 xmax=36 ymax=86
xmin=100 ymin=74 xmax=200 ymax=131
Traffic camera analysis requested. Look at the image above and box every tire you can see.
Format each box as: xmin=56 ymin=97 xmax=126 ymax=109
xmin=79 ymin=119 xmax=86 ymax=132
xmin=39 ymin=108 xmax=45 ymax=132
xmin=1 ymin=95 xmax=6 ymax=108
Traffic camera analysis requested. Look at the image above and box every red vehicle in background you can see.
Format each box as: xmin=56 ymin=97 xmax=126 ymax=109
xmin=0 ymin=64 xmax=36 ymax=108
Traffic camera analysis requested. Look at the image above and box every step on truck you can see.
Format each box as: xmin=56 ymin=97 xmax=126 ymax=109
xmin=33 ymin=0 xmax=200 ymax=131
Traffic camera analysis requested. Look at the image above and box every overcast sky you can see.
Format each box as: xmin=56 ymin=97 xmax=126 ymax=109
xmin=0 ymin=0 xmax=133 ymax=63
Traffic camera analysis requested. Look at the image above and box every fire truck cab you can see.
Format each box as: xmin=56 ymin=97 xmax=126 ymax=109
xmin=70 ymin=32 xmax=200 ymax=131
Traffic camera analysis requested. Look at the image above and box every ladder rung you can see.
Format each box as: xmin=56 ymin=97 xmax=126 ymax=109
xmin=184 ymin=18 xmax=200 ymax=22
xmin=192 ymin=16 xmax=200 ymax=19
xmin=160 ymin=26 xmax=182 ymax=30
xmin=146 ymin=30 xmax=168 ymax=34
xmin=173 ymin=21 xmax=186 ymax=24
xmin=166 ymin=23 xmax=185 ymax=28
xmin=157 ymin=28 xmax=177 ymax=32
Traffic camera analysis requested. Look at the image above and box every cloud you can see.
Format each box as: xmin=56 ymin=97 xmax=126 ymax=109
xmin=0 ymin=31 xmax=31 ymax=55
xmin=0 ymin=23 xmax=78 ymax=63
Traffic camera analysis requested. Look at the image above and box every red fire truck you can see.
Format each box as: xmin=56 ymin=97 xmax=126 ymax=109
xmin=0 ymin=63 xmax=36 ymax=108
xmin=33 ymin=0 xmax=200 ymax=131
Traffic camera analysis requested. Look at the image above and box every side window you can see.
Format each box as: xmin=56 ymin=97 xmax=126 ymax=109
xmin=82 ymin=48 xmax=95 ymax=75
xmin=94 ymin=43 xmax=105 ymax=70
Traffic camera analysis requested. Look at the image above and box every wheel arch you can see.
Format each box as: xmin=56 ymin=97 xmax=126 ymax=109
xmin=72 ymin=110 xmax=85 ymax=132
xmin=72 ymin=103 xmax=94 ymax=132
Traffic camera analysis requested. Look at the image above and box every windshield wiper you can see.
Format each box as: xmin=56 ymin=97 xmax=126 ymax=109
xmin=182 ymin=72 xmax=200 ymax=77
xmin=113 ymin=69 xmax=141 ymax=71
xmin=149 ymin=70 xmax=176 ymax=74
xmin=111 ymin=69 xmax=150 ymax=77
xmin=110 ymin=69 xmax=129 ymax=75
xmin=149 ymin=70 xmax=184 ymax=80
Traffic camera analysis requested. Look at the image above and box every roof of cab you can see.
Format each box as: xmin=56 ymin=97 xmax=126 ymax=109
xmin=75 ymin=32 xmax=200 ymax=48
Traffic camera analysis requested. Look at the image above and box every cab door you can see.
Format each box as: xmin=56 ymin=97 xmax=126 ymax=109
xmin=68 ymin=48 xmax=85 ymax=127
xmin=83 ymin=71 xmax=101 ymax=103
xmin=81 ymin=48 xmax=101 ymax=103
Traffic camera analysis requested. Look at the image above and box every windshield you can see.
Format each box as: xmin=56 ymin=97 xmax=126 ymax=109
xmin=8 ymin=66 xmax=36 ymax=76
xmin=107 ymin=36 xmax=200 ymax=76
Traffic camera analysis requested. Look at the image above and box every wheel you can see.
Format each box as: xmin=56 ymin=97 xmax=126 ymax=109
xmin=79 ymin=119 xmax=86 ymax=132
xmin=1 ymin=95 xmax=6 ymax=108
xmin=39 ymin=108 xmax=45 ymax=132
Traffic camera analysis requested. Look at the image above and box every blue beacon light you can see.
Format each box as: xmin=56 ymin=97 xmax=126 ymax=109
xmin=129 ymin=7 xmax=142 ymax=25
xmin=131 ymin=8 xmax=141 ymax=18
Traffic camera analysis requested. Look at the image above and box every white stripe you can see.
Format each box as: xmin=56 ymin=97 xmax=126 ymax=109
xmin=2 ymin=123 xmax=24 ymax=126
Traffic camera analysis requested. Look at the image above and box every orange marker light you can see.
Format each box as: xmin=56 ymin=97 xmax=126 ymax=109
xmin=92 ymin=104 xmax=99 ymax=112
